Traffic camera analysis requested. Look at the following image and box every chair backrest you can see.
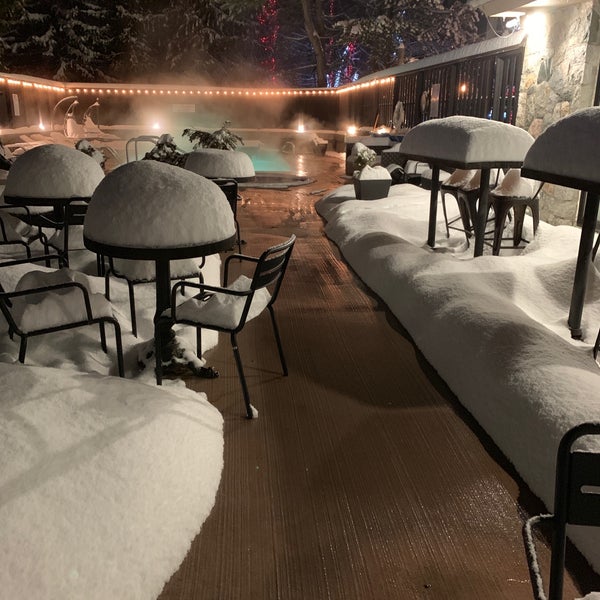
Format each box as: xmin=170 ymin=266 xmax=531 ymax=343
xmin=251 ymin=235 xmax=296 ymax=302
xmin=548 ymin=422 xmax=600 ymax=599
xmin=553 ymin=422 xmax=600 ymax=527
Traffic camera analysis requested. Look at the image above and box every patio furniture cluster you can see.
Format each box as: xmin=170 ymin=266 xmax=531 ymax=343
xmin=0 ymin=140 xmax=296 ymax=419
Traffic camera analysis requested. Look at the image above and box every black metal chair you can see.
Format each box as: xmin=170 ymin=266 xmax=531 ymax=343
xmin=440 ymin=169 xmax=478 ymax=238
xmin=214 ymin=178 xmax=242 ymax=254
xmin=155 ymin=235 xmax=296 ymax=419
xmin=523 ymin=422 xmax=600 ymax=600
xmin=0 ymin=206 xmax=53 ymax=263
xmin=489 ymin=169 xmax=543 ymax=256
xmin=0 ymin=257 xmax=124 ymax=375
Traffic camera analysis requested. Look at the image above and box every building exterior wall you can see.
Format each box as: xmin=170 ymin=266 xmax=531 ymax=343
xmin=517 ymin=1 xmax=600 ymax=224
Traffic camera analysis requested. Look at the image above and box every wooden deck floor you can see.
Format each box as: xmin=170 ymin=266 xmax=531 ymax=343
xmin=158 ymin=153 xmax=598 ymax=599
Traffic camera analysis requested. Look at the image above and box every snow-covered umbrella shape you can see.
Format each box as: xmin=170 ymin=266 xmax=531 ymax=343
xmin=5 ymin=143 xmax=104 ymax=198
xmin=521 ymin=107 xmax=600 ymax=338
xmin=399 ymin=116 xmax=534 ymax=255
xmin=84 ymin=160 xmax=235 ymax=249
xmin=184 ymin=148 xmax=255 ymax=180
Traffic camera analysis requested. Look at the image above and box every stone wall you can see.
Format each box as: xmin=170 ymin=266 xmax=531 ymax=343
xmin=516 ymin=0 xmax=600 ymax=225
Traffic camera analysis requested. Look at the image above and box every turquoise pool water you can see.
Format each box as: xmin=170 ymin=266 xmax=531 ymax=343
xmin=239 ymin=146 xmax=291 ymax=173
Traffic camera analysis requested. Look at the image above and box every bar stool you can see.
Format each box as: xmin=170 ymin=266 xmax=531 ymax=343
xmin=440 ymin=169 xmax=477 ymax=238
xmin=489 ymin=169 xmax=542 ymax=256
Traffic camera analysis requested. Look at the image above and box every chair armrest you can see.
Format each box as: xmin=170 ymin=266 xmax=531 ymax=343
xmin=223 ymin=253 xmax=259 ymax=285
xmin=5 ymin=281 xmax=94 ymax=320
xmin=0 ymin=253 xmax=62 ymax=268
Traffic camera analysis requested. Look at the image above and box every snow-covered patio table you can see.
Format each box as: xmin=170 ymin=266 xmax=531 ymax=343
xmin=3 ymin=144 xmax=105 ymax=265
xmin=184 ymin=147 xmax=256 ymax=181
xmin=83 ymin=160 xmax=236 ymax=380
xmin=399 ymin=116 xmax=534 ymax=256
xmin=522 ymin=107 xmax=600 ymax=339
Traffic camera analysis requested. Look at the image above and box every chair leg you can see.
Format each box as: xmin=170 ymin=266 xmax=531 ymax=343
xmin=231 ymin=332 xmax=253 ymax=419
xmin=235 ymin=219 xmax=242 ymax=254
xmin=99 ymin=321 xmax=107 ymax=353
xmin=127 ymin=281 xmax=137 ymax=338
xmin=105 ymin=272 xmax=111 ymax=301
xmin=441 ymin=191 xmax=450 ymax=238
xmin=268 ymin=305 xmax=288 ymax=375
xmin=111 ymin=319 xmax=125 ymax=377
xmin=155 ymin=322 xmax=163 ymax=385
xmin=18 ymin=336 xmax=27 ymax=364
xmin=511 ymin=204 xmax=525 ymax=247
xmin=492 ymin=201 xmax=512 ymax=256
xmin=196 ymin=327 xmax=202 ymax=359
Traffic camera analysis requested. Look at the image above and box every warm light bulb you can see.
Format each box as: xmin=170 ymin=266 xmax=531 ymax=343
xmin=39 ymin=122 xmax=45 ymax=130
xmin=297 ymin=124 xmax=305 ymax=133
xmin=347 ymin=125 xmax=357 ymax=136
xmin=152 ymin=122 xmax=160 ymax=130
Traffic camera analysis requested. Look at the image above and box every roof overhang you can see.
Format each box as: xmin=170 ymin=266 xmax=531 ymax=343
xmin=470 ymin=0 xmax=585 ymax=17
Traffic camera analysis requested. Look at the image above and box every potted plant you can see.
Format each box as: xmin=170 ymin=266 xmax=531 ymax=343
xmin=143 ymin=133 xmax=188 ymax=167
xmin=182 ymin=120 xmax=244 ymax=150
xmin=353 ymin=147 xmax=391 ymax=200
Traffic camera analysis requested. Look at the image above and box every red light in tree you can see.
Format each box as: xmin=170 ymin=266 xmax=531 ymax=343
xmin=258 ymin=0 xmax=279 ymax=83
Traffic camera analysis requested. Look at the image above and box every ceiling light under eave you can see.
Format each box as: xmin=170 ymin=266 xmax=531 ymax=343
xmin=491 ymin=10 xmax=526 ymax=17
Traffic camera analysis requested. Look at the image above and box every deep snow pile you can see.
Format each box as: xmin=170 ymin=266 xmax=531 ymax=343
xmin=316 ymin=183 xmax=600 ymax=575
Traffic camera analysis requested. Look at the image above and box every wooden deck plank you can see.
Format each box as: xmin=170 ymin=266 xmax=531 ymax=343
xmin=159 ymin=153 xmax=598 ymax=600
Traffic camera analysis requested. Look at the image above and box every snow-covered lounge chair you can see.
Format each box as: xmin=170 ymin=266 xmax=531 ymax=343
xmin=0 ymin=261 xmax=124 ymax=375
xmin=156 ymin=235 xmax=296 ymax=419
xmin=523 ymin=422 xmax=600 ymax=600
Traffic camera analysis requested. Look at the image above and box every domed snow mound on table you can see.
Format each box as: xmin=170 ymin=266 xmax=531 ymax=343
xmin=4 ymin=144 xmax=104 ymax=197
xmin=84 ymin=160 xmax=236 ymax=248
xmin=400 ymin=115 xmax=533 ymax=166
xmin=522 ymin=107 xmax=600 ymax=188
xmin=184 ymin=147 xmax=255 ymax=180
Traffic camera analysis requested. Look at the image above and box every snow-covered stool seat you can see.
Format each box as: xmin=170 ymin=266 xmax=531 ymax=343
xmin=489 ymin=169 xmax=542 ymax=255
xmin=0 ymin=267 xmax=124 ymax=375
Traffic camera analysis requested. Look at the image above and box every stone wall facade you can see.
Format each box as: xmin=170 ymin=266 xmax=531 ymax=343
xmin=516 ymin=0 xmax=600 ymax=225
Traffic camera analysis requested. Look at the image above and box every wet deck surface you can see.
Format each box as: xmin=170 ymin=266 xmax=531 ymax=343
xmin=158 ymin=152 xmax=597 ymax=599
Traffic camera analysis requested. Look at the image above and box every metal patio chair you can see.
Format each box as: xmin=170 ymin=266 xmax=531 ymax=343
xmin=0 ymin=206 xmax=53 ymax=264
xmin=523 ymin=422 xmax=600 ymax=600
xmin=0 ymin=257 xmax=124 ymax=376
xmin=155 ymin=234 xmax=296 ymax=419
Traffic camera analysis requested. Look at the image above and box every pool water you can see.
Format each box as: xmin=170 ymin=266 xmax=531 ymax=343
xmin=239 ymin=146 xmax=292 ymax=173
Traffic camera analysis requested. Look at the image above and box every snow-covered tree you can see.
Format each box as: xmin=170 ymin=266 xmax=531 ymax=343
xmin=0 ymin=1 xmax=114 ymax=81
xmin=336 ymin=0 xmax=482 ymax=75
xmin=111 ymin=0 xmax=263 ymax=83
